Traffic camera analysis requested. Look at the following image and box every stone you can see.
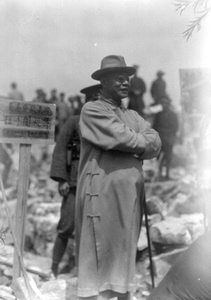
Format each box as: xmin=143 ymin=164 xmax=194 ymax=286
xmin=146 ymin=196 xmax=165 ymax=216
xmin=148 ymin=214 xmax=163 ymax=226
xmin=2 ymin=267 xmax=13 ymax=278
xmin=150 ymin=217 xmax=192 ymax=245
xmin=40 ymin=278 xmax=78 ymax=300
xmin=0 ymin=289 xmax=16 ymax=300
xmin=137 ymin=227 xmax=148 ymax=251
xmin=0 ymin=244 xmax=14 ymax=264
xmin=0 ymin=286 xmax=14 ymax=295
xmin=168 ymin=193 xmax=201 ymax=216
xmin=29 ymin=214 xmax=59 ymax=256
xmin=12 ymin=276 xmax=43 ymax=300
xmin=0 ymin=273 xmax=11 ymax=286
xmin=0 ymin=187 xmax=17 ymax=202
xmin=153 ymin=247 xmax=187 ymax=266
xmin=30 ymin=202 xmax=61 ymax=216
xmin=180 ymin=213 xmax=205 ymax=241
xmin=44 ymin=242 xmax=54 ymax=258
xmin=0 ymin=199 xmax=17 ymax=227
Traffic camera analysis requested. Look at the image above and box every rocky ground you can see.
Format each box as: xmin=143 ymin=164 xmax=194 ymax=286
xmin=0 ymin=142 xmax=205 ymax=299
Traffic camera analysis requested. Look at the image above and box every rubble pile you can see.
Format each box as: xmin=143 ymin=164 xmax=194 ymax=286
xmin=0 ymin=143 xmax=204 ymax=299
xmin=145 ymin=177 xmax=204 ymax=249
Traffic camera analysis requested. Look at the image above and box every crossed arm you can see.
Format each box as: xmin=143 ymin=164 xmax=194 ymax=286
xmin=80 ymin=101 xmax=161 ymax=160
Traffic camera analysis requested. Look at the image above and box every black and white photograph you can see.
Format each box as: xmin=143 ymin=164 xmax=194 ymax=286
xmin=0 ymin=1 xmax=210 ymax=299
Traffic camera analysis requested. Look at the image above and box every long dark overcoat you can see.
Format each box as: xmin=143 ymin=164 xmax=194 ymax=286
xmin=75 ymin=97 xmax=161 ymax=297
xmin=50 ymin=115 xmax=80 ymax=186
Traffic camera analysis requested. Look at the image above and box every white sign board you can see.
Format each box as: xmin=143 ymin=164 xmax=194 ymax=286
xmin=0 ymin=98 xmax=56 ymax=144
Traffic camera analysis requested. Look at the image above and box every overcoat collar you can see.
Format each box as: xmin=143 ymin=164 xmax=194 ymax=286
xmin=99 ymin=95 xmax=126 ymax=110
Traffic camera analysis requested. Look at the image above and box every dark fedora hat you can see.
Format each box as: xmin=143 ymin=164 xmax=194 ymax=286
xmin=91 ymin=55 xmax=136 ymax=80
xmin=80 ymin=84 xmax=102 ymax=97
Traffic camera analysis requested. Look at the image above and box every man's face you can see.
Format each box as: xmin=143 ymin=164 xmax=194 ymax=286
xmin=104 ymin=72 xmax=130 ymax=101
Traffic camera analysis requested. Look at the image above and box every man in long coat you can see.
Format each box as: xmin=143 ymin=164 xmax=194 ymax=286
xmin=128 ymin=64 xmax=146 ymax=116
xmin=150 ymin=71 xmax=167 ymax=105
xmin=153 ymin=96 xmax=179 ymax=180
xmin=75 ymin=55 xmax=161 ymax=300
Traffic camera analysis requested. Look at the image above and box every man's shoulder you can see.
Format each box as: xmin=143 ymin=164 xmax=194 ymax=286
xmin=82 ymin=99 xmax=104 ymax=111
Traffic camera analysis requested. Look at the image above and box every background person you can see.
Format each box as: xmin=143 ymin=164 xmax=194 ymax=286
xmin=150 ymin=71 xmax=167 ymax=105
xmin=128 ymin=64 xmax=146 ymax=116
xmin=50 ymin=84 xmax=101 ymax=277
xmin=80 ymin=83 xmax=102 ymax=102
xmin=152 ymin=96 xmax=179 ymax=180
xmin=48 ymin=88 xmax=58 ymax=104
xmin=32 ymin=88 xmax=47 ymax=103
xmin=57 ymin=92 xmax=69 ymax=131
xmin=75 ymin=55 xmax=161 ymax=300
xmin=8 ymin=82 xmax=24 ymax=101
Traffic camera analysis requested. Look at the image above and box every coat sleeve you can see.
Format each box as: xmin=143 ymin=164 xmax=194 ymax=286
xmin=80 ymin=101 xmax=161 ymax=158
xmin=50 ymin=117 xmax=78 ymax=182
xmin=135 ymin=113 xmax=161 ymax=159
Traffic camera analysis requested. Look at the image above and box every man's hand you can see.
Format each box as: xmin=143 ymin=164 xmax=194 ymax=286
xmin=58 ymin=181 xmax=70 ymax=197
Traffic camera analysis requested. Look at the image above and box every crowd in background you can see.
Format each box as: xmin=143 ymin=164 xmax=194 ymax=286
xmin=7 ymin=67 xmax=180 ymax=168
xmin=25 ymin=66 xmax=178 ymax=139
xmin=33 ymin=88 xmax=84 ymax=138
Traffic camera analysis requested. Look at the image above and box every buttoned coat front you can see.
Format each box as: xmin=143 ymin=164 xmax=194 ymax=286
xmin=75 ymin=97 xmax=161 ymax=297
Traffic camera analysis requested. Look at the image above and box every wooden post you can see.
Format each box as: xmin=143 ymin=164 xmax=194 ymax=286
xmin=13 ymin=144 xmax=31 ymax=280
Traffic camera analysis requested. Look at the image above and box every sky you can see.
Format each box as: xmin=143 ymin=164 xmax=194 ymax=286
xmin=0 ymin=0 xmax=210 ymax=106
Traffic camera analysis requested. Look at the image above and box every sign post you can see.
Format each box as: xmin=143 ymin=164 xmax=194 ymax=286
xmin=0 ymin=98 xmax=56 ymax=280
xmin=13 ymin=143 xmax=31 ymax=280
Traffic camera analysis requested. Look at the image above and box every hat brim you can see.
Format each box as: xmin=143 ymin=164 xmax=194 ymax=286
xmin=80 ymin=84 xmax=102 ymax=95
xmin=91 ymin=66 xmax=136 ymax=80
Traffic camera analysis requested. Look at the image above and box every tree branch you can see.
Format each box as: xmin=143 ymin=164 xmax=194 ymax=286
xmin=174 ymin=0 xmax=211 ymax=40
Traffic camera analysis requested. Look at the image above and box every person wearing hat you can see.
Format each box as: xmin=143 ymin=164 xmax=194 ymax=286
xmin=152 ymin=96 xmax=179 ymax=180
xmin=128 ymin=64 xmax=146 ymax=116
xmin=75 ymin=55 xmax=161 ymax=300
xmin=32 ymin=88 xmax=47 ymax=103
xmin=8 ymin=82 xmax=24 ymax=101
xmin=57 ymin=92 xmax=69 ymax=131
xmin=50 ymin=84 xmax=101 ymax=277
xmin=150 ymin=70 xmax=167 ymax=105
xmin=80 ymin=84 xmax=102 ymax=102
